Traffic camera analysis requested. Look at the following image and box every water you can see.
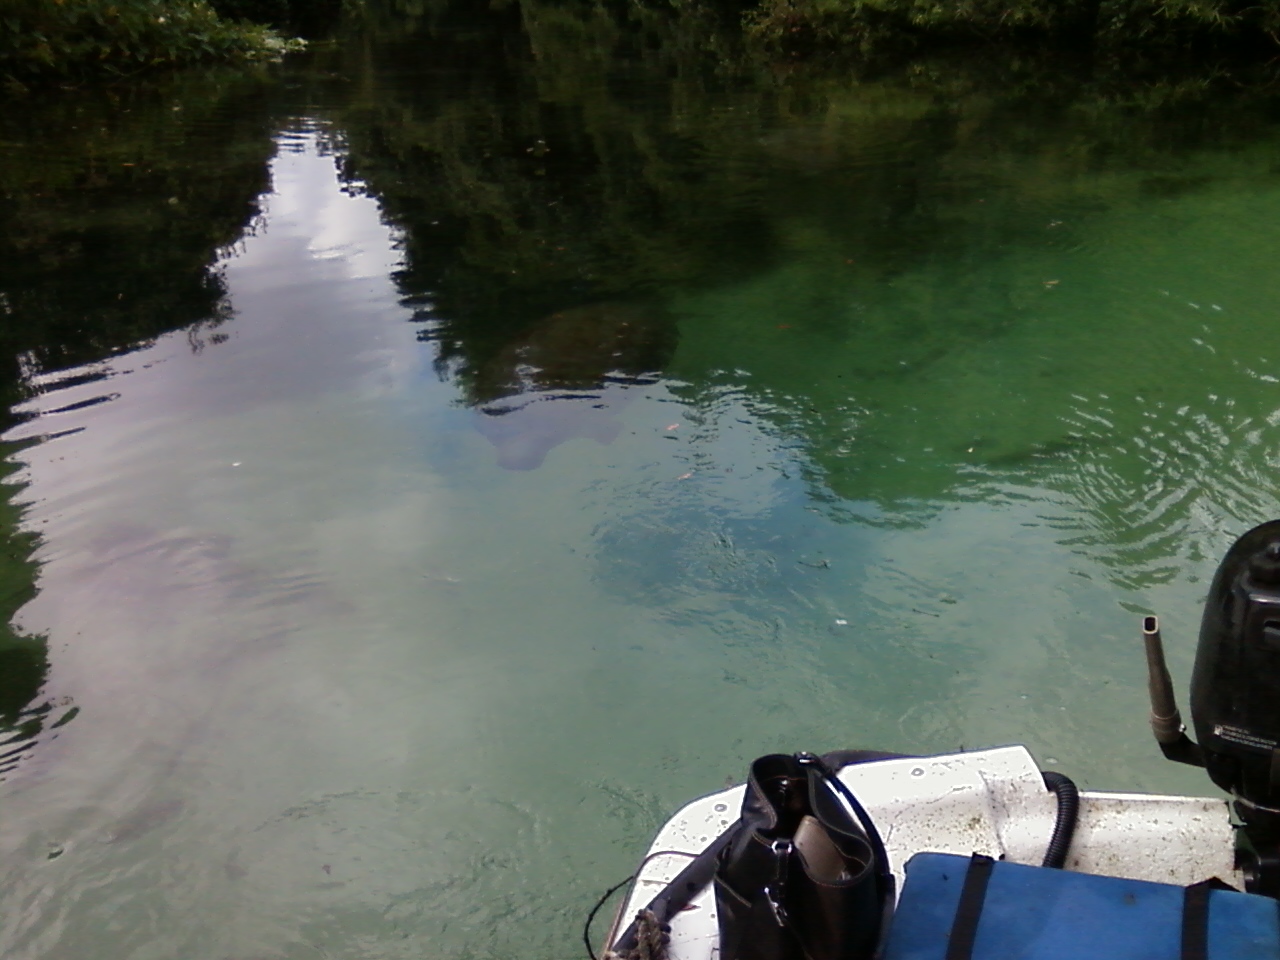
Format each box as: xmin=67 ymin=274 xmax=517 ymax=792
xmin=3 ymin=11 xmax=1280 ymax=958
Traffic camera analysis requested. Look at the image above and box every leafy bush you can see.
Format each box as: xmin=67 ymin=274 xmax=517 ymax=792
xmin=1096 ymin=0 xmax=1280 ymax=48
xmin=746 ymin=0 xmax=1280 ymax=55
xmin=0 ymin=0 xmax=300 ymax=82
xmin=747 ymin=0 xmax=1084 ymax=52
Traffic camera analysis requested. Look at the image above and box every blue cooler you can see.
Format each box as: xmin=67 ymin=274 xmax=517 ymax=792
xmin=881 ymin=852 xmax=1280 ymax=960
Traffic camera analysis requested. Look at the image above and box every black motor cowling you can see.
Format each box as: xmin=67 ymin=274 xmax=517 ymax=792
xmin=1191 ymin=519 xmax=1280 ymax=841
xmin=1146 ymin=519 xmax=1280 ymax=896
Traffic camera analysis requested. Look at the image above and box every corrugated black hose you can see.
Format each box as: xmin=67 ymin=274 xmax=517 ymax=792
xmin=1041 ymin=771 xmax=1080 ymax=869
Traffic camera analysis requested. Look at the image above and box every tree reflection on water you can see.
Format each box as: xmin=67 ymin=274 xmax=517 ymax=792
xmin=0 ymin=66 xmax=278 ymax=776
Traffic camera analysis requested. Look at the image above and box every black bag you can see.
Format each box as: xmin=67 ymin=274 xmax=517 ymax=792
xmin=604 ymin=750 xmax=895 ymax=960
xmin=714 ymin=752 xmax=894 ymax=960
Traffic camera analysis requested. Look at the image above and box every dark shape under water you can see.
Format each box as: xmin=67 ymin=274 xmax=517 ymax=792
xmin=103 ymin=797 xmax=186 ymax=845
xmin=474 ymin=387 xmax=635 ymax=471
xmin=470 ymin=300 xmax=675 ymax=470
xmin=472 ymin=300 xmax=676 ymax=400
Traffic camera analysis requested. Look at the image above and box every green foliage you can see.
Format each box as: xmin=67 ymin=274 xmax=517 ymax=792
xmin=746 ymin=0 xmax=1280 ymax=55
xmin=1096 ymin=0 xmax=1280 ymax=48
xmin=747 ymin=0 xmax=1084 ymax=52
xmin=0 ymin=0 xmax=302 ymax=83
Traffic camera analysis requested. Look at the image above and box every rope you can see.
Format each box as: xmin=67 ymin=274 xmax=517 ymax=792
xmin=584 ymin=850 xmax=696 ymax=960
xmin=605 ymin=909 xmax=670 ymax=960
xmin=583 ymin=874 xmax=637 ymax=960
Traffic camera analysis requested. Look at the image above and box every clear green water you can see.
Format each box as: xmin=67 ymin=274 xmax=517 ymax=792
xmin=3 ymin=12 xmax=1280 ymax=959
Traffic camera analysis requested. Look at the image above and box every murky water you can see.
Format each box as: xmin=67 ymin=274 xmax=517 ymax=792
xmin=3 ymin=10 xmax=1280 ymax=959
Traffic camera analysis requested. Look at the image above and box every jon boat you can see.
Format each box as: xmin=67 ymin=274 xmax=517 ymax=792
xmin=596 ymin=521 xmax=1280 ymax=960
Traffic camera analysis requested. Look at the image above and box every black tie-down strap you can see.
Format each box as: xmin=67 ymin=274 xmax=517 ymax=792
xmin=945 ymin=854 xmax=1247 ymax=960
xmin=1180 ymin=877 xmax=1245 ymax=960
xmin=1181 ymin=882 xmax=1212 ymax=960
xmin=944 ymin=854 xmax=994 ymax=960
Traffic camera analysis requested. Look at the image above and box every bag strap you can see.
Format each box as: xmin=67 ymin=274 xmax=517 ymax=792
xmin=798 ymin=752 xmax=895 ymax=905
xmin=945 ymin=854 xmax=994 ymax=960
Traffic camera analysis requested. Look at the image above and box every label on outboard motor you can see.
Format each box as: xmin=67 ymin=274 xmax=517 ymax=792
xmin=1214 ymin=724 xmax=1277 ymax=754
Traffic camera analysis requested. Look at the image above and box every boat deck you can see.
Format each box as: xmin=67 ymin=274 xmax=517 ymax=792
xmin=606 ymin=747 xmax=1238 ymax=960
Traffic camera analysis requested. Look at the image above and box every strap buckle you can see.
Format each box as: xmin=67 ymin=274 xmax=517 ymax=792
xmin=766 ymin=839 xmax=793 ymax=926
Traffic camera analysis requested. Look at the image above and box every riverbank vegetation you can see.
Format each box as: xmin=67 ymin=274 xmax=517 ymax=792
xmin=0 ymin=0 xmax=303 ymax=86
xmin=747 ymin=0 xmax=1280 ymax=58
xmin=8 ymin=0 xmax=1280 ymax=88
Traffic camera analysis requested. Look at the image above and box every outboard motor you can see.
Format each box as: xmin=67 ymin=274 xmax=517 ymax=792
xmin=1144 ymin=518 xmax=1280 ymax=897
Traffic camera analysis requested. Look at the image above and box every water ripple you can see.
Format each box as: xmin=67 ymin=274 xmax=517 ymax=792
xmin=982 ymin=391 xmax=1280 ymax=588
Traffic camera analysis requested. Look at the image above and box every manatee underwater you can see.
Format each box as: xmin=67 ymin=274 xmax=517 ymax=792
xmin=468 ymin=300 xmax=677 ymax=470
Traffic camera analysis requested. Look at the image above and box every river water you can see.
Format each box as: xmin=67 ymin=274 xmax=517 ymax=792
xmin=3 ymin=10 xmax=1280 ymax=959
